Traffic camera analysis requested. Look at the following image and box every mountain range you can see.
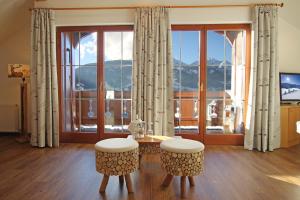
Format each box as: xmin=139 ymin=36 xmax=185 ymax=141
xmin=74 ymin=58 xmax=232 ymax=91
xmin=281 ymin=83 xmax=300 ymax=89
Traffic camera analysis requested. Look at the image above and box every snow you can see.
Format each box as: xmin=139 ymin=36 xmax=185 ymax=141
xmin=282 ymin=88 xmax=300 ymax=100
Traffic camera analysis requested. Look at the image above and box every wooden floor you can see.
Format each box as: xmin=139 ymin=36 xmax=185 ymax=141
xmin=0 ymin=135 xmax=300 ymax=200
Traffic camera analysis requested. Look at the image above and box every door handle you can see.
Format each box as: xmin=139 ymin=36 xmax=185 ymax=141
xmin=99 ymin=82 xmax=103 ymax=91
xmin=200 ymin=83 xmax=204 ymax=92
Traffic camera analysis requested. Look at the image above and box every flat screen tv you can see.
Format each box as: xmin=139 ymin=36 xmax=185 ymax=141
xmin=280 ymin=72 xmax=300 ymax=102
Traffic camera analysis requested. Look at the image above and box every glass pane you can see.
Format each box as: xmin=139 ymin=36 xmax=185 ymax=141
xmin=72 ymin=32 xmax=80 ymax=66
xmin=104 ymin=99 xmax=130 ymax=133
xmin=122 ymin=99 xmax=131 ymax=129
xmin=62 ymin=99 xmax=73 ymax=132
xmin=172 ymin=31 xmax=181 ymax=66
xmin=172 ymin=31 xmax=199 ymax=65
xmin=172 ymin=31 xmax=200 ymax=134
xmin=61 ymin=66 xmax=72 ymax=99
xmin=122 ymin=32 xmax=134 ymax=61
xmin=78 ymin=98 xmax=97 ymax=132
xmin=61 ymin=33 xmax=70 ymax=66
xmin=181 ymin=65 xmax=199 ymax=93
xmin=79 ymin=32 xmax=97 ymax=65
xmin=104 ymin=32 xmax=122 ymax=91
xmin=174 ymin=99 xmax=199 ymax=133
xmin=206 ymin=30 xmax=246 ymax=134
xmin=75 ymin=64 xmax=97 ymax=91
xmin=61 ymin=98 xmax=97 ymax=133
xmin=61 ymin=31 xmax=98 ymax=134
xmin=104 ymin=32 xmax=122 ymax=62
xmin=104 ymin=31 xmax=133 ymax=133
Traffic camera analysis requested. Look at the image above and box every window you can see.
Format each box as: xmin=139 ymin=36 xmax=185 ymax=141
xmin=172 ymin=24 xmax=250 ymax=143
xmin=104 ymin=31 xmax=133 ymax=133
xmin=74 ymin=32 xmax=97 ymax=91
xmin=60 ymin=31 xmax=98 ymax=134
xmin=58 ymin=24 xmax=249 ymax=144
xmin=58 ymin=26 xmax=133 ymax=142
xmin=172 ymin=31 xmax=200 ymax=134
xmin=206 ymin=30 xmax=246 ymax=134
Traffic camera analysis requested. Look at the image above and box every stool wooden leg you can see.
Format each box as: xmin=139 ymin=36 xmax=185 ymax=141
xmin=162 ymin=174 xmax=173 ymax=187
xmin=99 ymin=175 xmax=109 ymax=193
xmin=119 ymin=175 xmax=124 ymax=185
xmin=188 ymin=176 xmax=195 ymax=186
xmin=125 ymin=174 xmax=133 ymax=193
xmin=181 ymin=176 xmax=186 ymax=198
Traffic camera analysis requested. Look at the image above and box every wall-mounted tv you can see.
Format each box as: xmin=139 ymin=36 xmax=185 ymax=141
xmin=280 ymin=72 xmax=300 ymax=102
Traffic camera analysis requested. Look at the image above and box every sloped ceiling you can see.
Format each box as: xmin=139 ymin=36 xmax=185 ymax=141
xmin=0 ymin=0 xmax=299 ymax=44
xmin=0 ymin=0 xmax=33 ymax=44
xmin=32 ymin=0 xmax=298 ymax=31
xmin=279 ymin=0 xmax=300 ymax=29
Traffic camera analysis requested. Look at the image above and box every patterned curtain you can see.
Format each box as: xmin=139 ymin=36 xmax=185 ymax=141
xmin=132 ymin=7 xmax=174 ymax=136
xmin=30 ymin=9 xmax=59 ymax=147
xmin=244 ymin=5 xmax=280 ymax=151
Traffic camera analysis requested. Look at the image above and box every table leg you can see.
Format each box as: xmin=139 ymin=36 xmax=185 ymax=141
xmin=119 ymin=175 xmax=124 ymax=185
xmin=99 ymin=174 xmax=109 ymax=193
xmin=162 ymin=174 xmax=173 ymax=187
xmin=125 ymin=174 xmax=133 ymax=193
xmin=181 ymin=176 xmax=186 ymax=198
xmin=188 ymin=176 xmax=195 ymax=186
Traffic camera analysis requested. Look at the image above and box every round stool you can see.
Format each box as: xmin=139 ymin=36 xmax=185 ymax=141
xmin=95 ymin=138 xmax=139 ymax=193
xmin=160 ymin=139 xmax=204 ymax=198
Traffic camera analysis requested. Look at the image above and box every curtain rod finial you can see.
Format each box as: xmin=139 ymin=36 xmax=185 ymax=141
xmin=280 ymin=3 xmax=284 ymax=7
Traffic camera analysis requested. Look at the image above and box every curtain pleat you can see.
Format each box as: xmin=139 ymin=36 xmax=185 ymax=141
xmin=132 ymin=7 xmax=174 ymax=136
xmin=31 ymin=9 xmax=59 ymax=147
xmin=244 ymin=5 xmax=280 ymax=151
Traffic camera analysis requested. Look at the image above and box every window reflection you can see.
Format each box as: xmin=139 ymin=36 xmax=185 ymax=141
xmin=206 ymin=30 xmax=246 ymax=134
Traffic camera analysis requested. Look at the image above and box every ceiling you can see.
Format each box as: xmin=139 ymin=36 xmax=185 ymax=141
xmin=0 ymin=0 xmax=33 ymax=44
xmin=279 ymin=0 xmax=300 ymax=28
xmin=0 ymin=0 xmax=299 ymax=45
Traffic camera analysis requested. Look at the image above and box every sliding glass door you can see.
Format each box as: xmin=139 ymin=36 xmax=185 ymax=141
xmin=57 ymin=24 xmax=250 ymax=144
xmin=172 ymin=31 xmax=200 ymax=136
xmin=172 ymin=24 xmax=251 ymax=144
xmin=57 ymin=26 xmax=133 ymax=142
xmin=104 ymin=31 xmax=133 ymax=134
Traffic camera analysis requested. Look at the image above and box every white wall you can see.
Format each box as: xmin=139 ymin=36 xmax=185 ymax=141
xmin=278 ymin=18 xmax=300 ymax=72
xmin=35 ymin=0 xmax=300 ymax=74
xmin=0 ymin=0 xmax=32 ymax=132
xmin=0 ymin=29 xmax=31 ymax=105
xmin=1 ymin=0 xmax=299 ymax=132
xmin=42 ymin=6 xmax=252 ymax=26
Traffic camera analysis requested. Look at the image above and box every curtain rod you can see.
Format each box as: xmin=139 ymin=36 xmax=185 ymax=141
xmin=29 ymin=3 xmax=284 ymax=11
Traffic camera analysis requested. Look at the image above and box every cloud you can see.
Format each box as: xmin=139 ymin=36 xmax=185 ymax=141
xmin=78 ymin=31 xmax=133 ymax=64
xmin=104 ymin=32 xmax=133 ymax=61
xmin=79 ymin=32 xmax=97 ymax=61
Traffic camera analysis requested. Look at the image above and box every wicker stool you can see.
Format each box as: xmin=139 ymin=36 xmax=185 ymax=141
xmin=95 ymin=138 xmax=139 ymax=193
xmin=160 ymin=139 xmax=204 ymax=198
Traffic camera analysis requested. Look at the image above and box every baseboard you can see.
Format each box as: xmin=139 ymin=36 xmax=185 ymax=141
xmin=0 ymin=132 xmax=19 ymax=136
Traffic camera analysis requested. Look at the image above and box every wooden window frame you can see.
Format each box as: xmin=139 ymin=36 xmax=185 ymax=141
xmin=57 ymin=24 xmax=250 ymax=145
xmin=172 ymin=24 xmax=251 ymax=145
xmin=57 ymin=25 xmax=133 ymax=143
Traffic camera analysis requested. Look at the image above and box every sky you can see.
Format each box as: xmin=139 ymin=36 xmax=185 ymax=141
xmin=77 ymin=31 xmax=232 ymax=65
xmin=172 ymin=31 xmax=232 ymax=65
xmin=281 ymin=74 xmax=300 ymax=85
xmin=76 ymin=32 xmax=133 ymax=65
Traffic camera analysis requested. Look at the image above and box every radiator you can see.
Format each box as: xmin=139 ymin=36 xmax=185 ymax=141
xmin=0 ymin=105 xmax=19 ymax=132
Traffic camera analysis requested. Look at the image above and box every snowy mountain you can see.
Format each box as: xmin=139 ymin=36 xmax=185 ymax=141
xmin=74 ymin=58 xmax=232 ymax=91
